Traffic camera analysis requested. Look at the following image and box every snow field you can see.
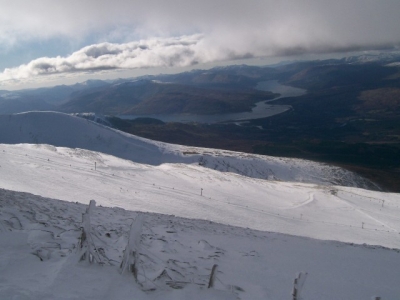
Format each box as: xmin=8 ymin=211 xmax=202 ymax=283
xmin=0 ymin=111 xmax=377 ymax=188
xmin=1 ymin=189 xmax=400 ymax=300
xmin=1 ymin=144 xmax=399 ymax=249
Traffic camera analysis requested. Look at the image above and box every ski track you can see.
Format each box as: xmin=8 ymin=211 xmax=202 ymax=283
xmin=336 ymin=190 xmax=399 ymax=233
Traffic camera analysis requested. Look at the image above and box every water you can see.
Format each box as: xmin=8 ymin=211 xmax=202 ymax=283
xmin=121 ymin=80 xmax=306 ymax=124
xmin=255 ymin=80 xmax=306 ymax=99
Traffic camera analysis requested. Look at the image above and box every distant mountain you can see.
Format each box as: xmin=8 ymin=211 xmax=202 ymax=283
xmin=59 ymin=79 xmax=277 ymax=115
xmin=283 ymin=62 xmax=398 ymax=90
xmin=16 ymin=80 xmax=110 ymax=105
xmin=0 ymin=97 xmax=55 ymax=114
xmin=146 ymin=64 xmax=279 ymax=89
xmin=0 ymin=80 xmax=111 ymax=114
xmin=342 ymin=51 xmax=400 ymax=64
xmin=1 ymin=56 xmax=399 ymax=116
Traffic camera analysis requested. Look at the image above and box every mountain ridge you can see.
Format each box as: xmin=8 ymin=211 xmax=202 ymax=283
xmin=0 ymin=111 xmax=377 ymax=189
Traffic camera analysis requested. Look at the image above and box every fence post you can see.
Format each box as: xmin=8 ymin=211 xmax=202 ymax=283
xmin=208 ymin=264 xmax=218 ymax=288
xmin=292 ymin=272 xmax=307 ymax=300
xmin=79 ymin=200 xmax=101 ymax=264
xmin=120 ymin=214 xmax=144 ymax=282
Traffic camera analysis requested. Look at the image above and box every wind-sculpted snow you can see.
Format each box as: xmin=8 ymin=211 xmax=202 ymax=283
xmin=1 ymin=188 xmax=400 ymax=300
xmin=0 ymin=111 xmax=376 ymax=188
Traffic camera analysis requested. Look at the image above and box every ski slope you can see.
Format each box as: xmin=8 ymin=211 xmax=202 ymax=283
xmin=1 ymin=143 xmax=399 ymax=249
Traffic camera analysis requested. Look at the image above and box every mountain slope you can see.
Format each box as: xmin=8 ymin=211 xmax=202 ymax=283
xmin=1 ymin=111 xmax=400 ymax=300
xmin=59 ymin=79 xmax=276 ymax=115
xmin=0 ymin=111 xmax=376 ymax=188
xmin=1 ymin=143 xmax=399 ymax=248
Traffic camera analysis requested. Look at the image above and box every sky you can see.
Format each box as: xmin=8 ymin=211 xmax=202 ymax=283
xmin=1 ymin=0 xmax=400 ymax=90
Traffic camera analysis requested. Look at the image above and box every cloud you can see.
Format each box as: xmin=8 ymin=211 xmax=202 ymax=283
xmin=0 ymin=35 xmax=208 ymax=80
xmin=1 ymin=0 xmax=399 ymax=42
xmin=1 ymin=0 xmax=400 ymax=82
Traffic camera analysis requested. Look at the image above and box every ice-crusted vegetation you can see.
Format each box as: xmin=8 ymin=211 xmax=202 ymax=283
xmin=1 ymin=189 xmax=399 ymax=300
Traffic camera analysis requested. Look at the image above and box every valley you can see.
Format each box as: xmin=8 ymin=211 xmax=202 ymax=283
xmin=2 ymin=58 xmax=399 ymax=192
xmin=100 ymin=59 xmax=400 ymax=192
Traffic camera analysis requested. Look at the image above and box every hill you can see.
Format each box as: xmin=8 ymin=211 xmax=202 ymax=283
xmin=1 ymin=142 xmax=398 ymax=247
xmin=0 ymin=111 xmax=377 ymax=188
xmin=59 ymin=79 xmax=277 ymax=115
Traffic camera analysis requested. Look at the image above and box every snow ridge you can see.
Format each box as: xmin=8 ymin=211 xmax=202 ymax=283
xmin=0 ymin=111 xmax=376 ymax=188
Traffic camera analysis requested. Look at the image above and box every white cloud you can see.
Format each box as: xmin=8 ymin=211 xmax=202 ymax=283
xmin=1 ymin=0 xmax=400 ymax=83
xmin=0 ymin=35 xmax=209 ymax=80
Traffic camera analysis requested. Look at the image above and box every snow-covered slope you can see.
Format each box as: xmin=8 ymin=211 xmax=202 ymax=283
xmin=1 ymin=144 xmax=399 ymax=249
xmin=1 ymin=111 xmax=400 ymax=299
xmin=0 ymin=111 xmax=376 ymax=188
xmin=1 ymin=189 xmax=400 ymax=300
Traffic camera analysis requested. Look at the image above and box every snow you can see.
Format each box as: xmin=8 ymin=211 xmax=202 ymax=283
xmin=1 ymin=143 xmax=399 ymax=249
xmin=0 ymin=111 xmax=400 ymax=299
xmin=0 ymin=111 xmax=376 ymax=188
xmin=1 ymin=189 xmax=400 ymax=300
